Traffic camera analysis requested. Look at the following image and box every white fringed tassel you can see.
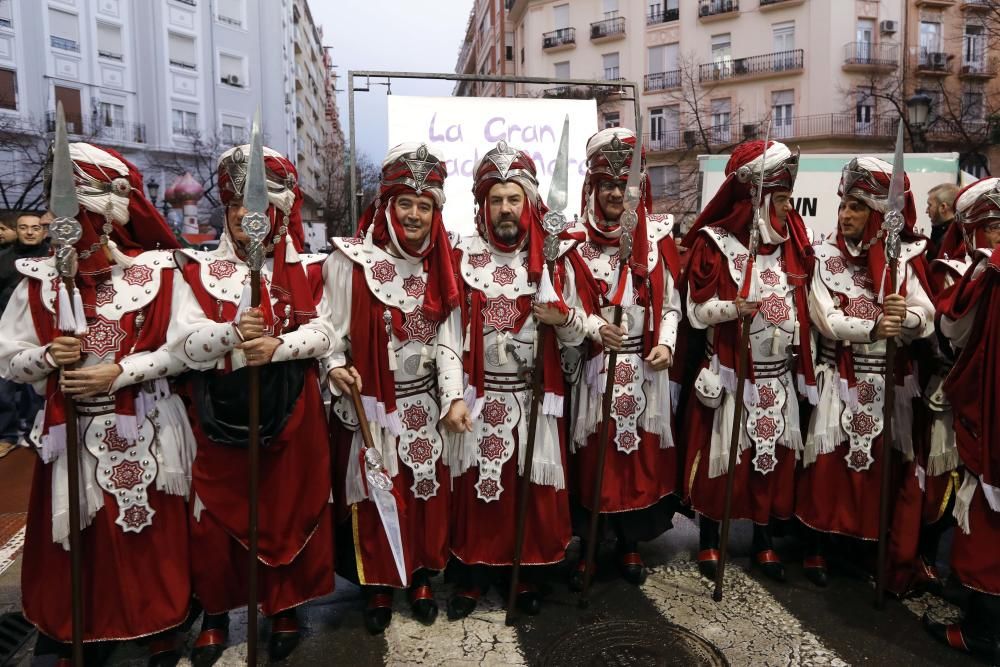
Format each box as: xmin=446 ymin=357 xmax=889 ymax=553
xmin=56 ymin=282 xmax=76 ymax=333
xmin=770 ymin=327 xmax=781 ymax=356
xmin=71 ymin=289 xmax=87 ymax=336
xmin=536 ymin=263 xmax=560 ymax=304
xmin=285 ymin=233 xmax=300 ymax=262
xmin=620 ymin=270 xmax=635 ymax=307
xmin=497 ymin=332 xmax=510 ymax=366
xmin=387 ymin=339 xmax=398 ymax=371
xmin=108 ymin=240 xmax=135 ymax=268
xmin=236 ymin=281 xmax=252 ymax=321
xmin=747 ymin=264 xmax=762 ymax=303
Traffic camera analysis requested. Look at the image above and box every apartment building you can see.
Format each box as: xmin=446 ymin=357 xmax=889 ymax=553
xmin=458 ymin=0 xmax=998 ymax=217
xmin=0 ymin=0 xmax=334 ymax=224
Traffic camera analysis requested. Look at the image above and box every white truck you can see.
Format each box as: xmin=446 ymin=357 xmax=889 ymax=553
xmin=698 ymin=152 xmax=975 ymax=240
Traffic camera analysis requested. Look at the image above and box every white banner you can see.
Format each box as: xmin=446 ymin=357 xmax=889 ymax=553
xmin=387 ymin=95 xmax=599 ymax=235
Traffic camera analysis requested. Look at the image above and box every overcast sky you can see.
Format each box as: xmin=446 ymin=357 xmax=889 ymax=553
xmin=313 ymin=0 xmax=475 ymax=162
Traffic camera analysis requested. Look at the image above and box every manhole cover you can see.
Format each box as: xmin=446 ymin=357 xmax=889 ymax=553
xmin=537 ymin=619 xmax=727 ymax=667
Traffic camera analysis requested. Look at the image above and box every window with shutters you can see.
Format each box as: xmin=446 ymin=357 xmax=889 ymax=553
xmin=49 ymin=9 xmax=80 ymax=52
xmin=553 ymin=3 xmax=569 ymax=29
xmin=603 ymin=112 xmax=620 ymax=128
xmin=99 ymin=101 xmax=124 ymax=128
xmin=772 ymin=89 xmax=794 ymax=138
xmin=172 ymin=108 xmax=198 ymax=136
xmin=554 ymin=61 xmax=570 ymax=79
xmin=216 ymin=0 xmax=244 ymax=27
xmin=219 ymin=53 xmax=245 ymax=87
xmin=97 ymin=23 xmax=123 ymax=60
xmin=0 ymin=0 xmax=12 ymax=29
xmin=0 ymin=69 xmax=16 ymax=110
xmin=221 ymin=122 xmax=245 ymax=144
xmin=711 ymin=98 xmax=732 ymax=143
xmin=168 ymin=33 xmax=197 ymax=70
xmin=603 ymin=52 xmax=620 ymax=80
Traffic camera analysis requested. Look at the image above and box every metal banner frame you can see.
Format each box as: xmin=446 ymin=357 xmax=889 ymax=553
xmin=346 ymin=70 xmax=641 ymax=223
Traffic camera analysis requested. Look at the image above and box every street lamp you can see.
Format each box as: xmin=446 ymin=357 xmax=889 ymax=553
xmin=906 ymin=93 xmax=932 ymax=152
xmin=146 ymin=177 xmax=160 ymax=204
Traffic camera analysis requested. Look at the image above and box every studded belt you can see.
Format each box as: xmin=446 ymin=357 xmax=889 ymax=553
xmin=395 ymin=374 xmax=436 ymax=399
xmin=818 ymin=341 xmax=886 ymax=374
xmin=484 ymin=370 xmax=530 ymax=393
xmin=704 ymin=341 xmax=788 ymax=378
xmin=75 ymin=396 xmax=116 ymax=416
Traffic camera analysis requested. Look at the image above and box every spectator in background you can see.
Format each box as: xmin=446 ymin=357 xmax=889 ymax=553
xmin=926 ymin=183 xmax=959 ymax=259
xmin=0 ymin=212 xmax=50 ymax=454
xmin=39 ymin=210 xmax=53 ymax=239
xmin=0 ymin=219 xmax=15 ymax=249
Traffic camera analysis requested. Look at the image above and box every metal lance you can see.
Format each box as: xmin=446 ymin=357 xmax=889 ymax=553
xmin=506 ymin=116 xmax=573 ymax=625
xmin=580 ymin=125 xmax=644 ymax=607
xmin=714 ymin=115 xmax=773 ymax=602
xmin=876 ymin=120 xmax=907 ymax=609
xmin=240 ymin=111 xmax=269 ymax=665
xmin=49 ymin=101 xmax=85 ymax=667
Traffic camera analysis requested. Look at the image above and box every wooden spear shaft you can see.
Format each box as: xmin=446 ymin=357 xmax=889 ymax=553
xmin=713 ymin=312 xmax=753 ymax=602
xmin=247 ymin=274 xmax=261 ymax=666
xmin=61 ymin=276 xmax=84 ymax=667
xmin=506 ymin=258 xmax=555 ymax=626
xmin=875 ymin=259 xmax=899 ymax=609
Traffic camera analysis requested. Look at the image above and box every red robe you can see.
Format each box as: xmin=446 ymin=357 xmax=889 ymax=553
xmin=940 ymin=247 xmax=1000 ymax=595
xmin=178 ymin=253 xmax=334 ymax=615
xmin=4 ymin=256 xmax=190 ymax=642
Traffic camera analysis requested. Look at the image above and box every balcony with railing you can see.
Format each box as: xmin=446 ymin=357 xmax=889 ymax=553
xmin=962 ymin=0 xmax=990 ymax=11
xmin=760 ymin=0 xmax=805 ymax=8
xmin=642 ymin=113 xmax=908 ymax=153
xmin=914 ymin=0 xmax=955 ymax=7
xmin=45 ymin=111 xmax=147 ymax=145
xmin=699 ymin=0 xmax=739 ymax=21
xmin=699 ymin=49 xmax=803 ymax=83
xmin=646 ymin=7 xmax=679 ymax=25
xmin=917 ymin=49 xmax=951 ymax=74
xmin=645 ymin=70 xmax=682 ymax=92
xmin=591 ymin=16 xmax=625 ymax=42
xmin=542 ymin=27 xmax=576 ymax=51
xmin=842 ymin=42 xmax=898 ymax=71
xmin=50 ymin=36 xmax=79 ymax=52
xmin=960 ymin=57 xmax=997 ymax=78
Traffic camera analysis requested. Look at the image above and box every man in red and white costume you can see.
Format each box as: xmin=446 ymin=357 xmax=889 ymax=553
xmin=927 ymin=177 xmax=1000 ymax=662
xmin=797 ymin=156 xmax=935 ymax=587
xmin=319 ymin=143 xmax=464 ymax=634
xmin=905 ymin=193 xmax=972 ymax=595
xmin=565 ymin=128 xmax=682 ymax=588
xmin=169 ymin=145 xmax=333 ymax=664
xmin=445 ymin=142 xmax=589 ymax=619
xmin=682 ymin=140 xmax=816 ymax=584
xmin=0 ymin=142 xmax=193 ymax=665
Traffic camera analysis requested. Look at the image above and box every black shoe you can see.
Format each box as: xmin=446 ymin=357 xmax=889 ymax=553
xmin=190 ymin=612 xmax=229 ymax=667
xmin=754 ymin=549 xmax=786 ymax=583
xmin=619 ymin=551 xmax=648 ymax=586
xmin=147 ymin=632 xmax=180 ymax=667
xmin=515 ymin=584 xmax=542 ymax=616
xmin=447 ymin=587 xmax=481 ymax=620
xmin=363 ymin=588 xmax=394 ymax=635
xmin=923 ymin=615 xmax=1000 ymax=664
xmin=803 ymin=555 xmax=829 ymax=588
xmin=409 ymin=582 xmax=438 ymax=625
xmin=697 ymin=548 xmax=719 ymax=580
xmin=568 ymin=559 xmax=588 ymax=592
xmin=268 ymin=609 xmax=301 ymax=662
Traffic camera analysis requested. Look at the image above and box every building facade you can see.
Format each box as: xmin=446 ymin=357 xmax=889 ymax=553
xmin=0 ymin=0 xmax=334 ymax=227
xmin=459 ymin=0 xmax=998 ymax=220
